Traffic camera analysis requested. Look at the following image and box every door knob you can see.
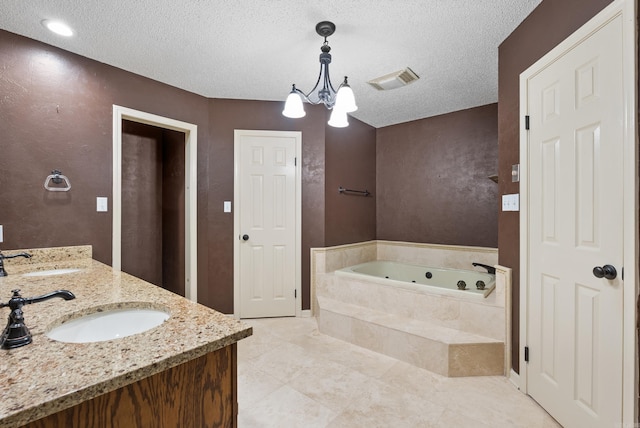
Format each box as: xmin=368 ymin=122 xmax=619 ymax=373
xmin=593 ymin=264 xmax=617 ymax=280
xmin=242 ymin=234 xmax=249 ymax=241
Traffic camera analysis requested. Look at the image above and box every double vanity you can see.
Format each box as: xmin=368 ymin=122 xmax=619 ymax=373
xmin=0 ymin=246 xmax=251 ymax=427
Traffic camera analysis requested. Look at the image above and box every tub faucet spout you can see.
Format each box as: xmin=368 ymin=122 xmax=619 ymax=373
xmin=472 ymin=263 xmax=496 ymax=275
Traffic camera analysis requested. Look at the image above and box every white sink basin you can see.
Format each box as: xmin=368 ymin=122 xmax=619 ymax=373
xmin=23 ymin=268 xmax=82 ymax=277
xmin=46 ymin=308 xmax=170 ymax=343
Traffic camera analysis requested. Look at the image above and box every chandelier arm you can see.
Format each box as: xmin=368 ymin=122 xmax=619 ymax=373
xmin=301 ymin=66 xmax=326 ymax=104
xmin=321 ymin=70 xmax=334 ymax=109
xmin=296 ymin=66 xmax=340 ymax=106
xmin=293 ymin=86 xmax=320 ymax=106
xmin=325 ymin=66 xmax=338 ymax=95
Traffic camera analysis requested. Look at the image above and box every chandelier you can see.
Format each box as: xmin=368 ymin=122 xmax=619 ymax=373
xmin=282 ymin=21 xmax=358 ymax=128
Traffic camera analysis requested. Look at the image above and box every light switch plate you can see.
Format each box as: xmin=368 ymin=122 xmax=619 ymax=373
xmin=224 ymin=201 xmax=232 ymax=213
xmin=502 ymin=194 xmax=520 ymax=211
xmin=97 ymin=197 xmax=108 ymax=212
xmin=0 ymin=225 xmax=3 ymax=243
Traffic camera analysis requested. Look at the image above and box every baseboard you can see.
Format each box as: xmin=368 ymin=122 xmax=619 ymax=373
xmin=509 ymin=369 xmax=521 ymax=390
xmin=228 ymin=311 xmax=311 ymax=319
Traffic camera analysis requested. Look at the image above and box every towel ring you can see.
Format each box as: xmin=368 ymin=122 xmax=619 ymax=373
xmin=44 ymin=170 xmax=71 ymax=192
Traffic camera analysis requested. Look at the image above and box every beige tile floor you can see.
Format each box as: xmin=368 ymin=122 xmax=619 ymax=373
xmin=237 ymin=317 xmax=561 ymax=428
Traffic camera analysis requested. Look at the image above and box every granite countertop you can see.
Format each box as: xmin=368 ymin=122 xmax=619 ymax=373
xmin=0 ymin=246 xmax=252 ymax=428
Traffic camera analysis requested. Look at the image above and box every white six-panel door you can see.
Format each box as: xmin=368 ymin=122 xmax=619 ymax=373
xmin=520 ymin=3 xmax=632 ymax=427
xmin=234 ymin=130 xmax=301 ymax=318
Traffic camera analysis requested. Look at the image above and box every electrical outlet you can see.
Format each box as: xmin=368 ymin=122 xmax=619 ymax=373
xmin=224 ymin=201 xmax=232 ymax=213
xmin=0 ymin=225 xmax=3 ymax=243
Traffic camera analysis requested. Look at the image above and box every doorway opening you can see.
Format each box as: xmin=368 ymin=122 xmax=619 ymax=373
xmin=112 ymin=105 xmax=198 ymax=302
xmin=120 ymin=120 xmax=185 ymax=295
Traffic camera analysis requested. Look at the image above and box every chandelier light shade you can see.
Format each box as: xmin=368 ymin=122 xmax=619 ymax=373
xmin=334 ymin=78 xmax=357 ymax=113
xmin=328 ymin=109 xmax=349 ymax=128
xmin=282 ymin=21 xmax=357 ymax=127
xmin=282 ymin=85 xmax=306 ymax=118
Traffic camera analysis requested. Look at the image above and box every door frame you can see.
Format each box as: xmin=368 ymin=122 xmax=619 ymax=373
xmin=518 ymin=0 xmax=637 ymax=422
xmin=112 ymin=105 xmax=198 ymax=303
xmin=233 ymin=129 xmax=302 ymax=318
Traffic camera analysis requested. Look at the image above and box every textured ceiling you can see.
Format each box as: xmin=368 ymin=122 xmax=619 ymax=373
xmin=0 ymin=0 xmax=542 ymax=128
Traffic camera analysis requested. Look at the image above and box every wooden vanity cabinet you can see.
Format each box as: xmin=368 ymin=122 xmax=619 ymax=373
xmin=23 ymin=344 xmax=237 ymax=428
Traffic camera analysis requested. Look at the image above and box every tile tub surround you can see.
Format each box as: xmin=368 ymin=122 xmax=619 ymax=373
xmin=311 ymin=241 xmax=377 ymax=316
xmin=0 ymin=246 xmax=252 ymax=427
xmin=376 ymin=241 xmax=498 ymax=271
xmin=311 ymin=240 xmax=500 ymax=316
xmin=312 ymin=241 xmax=505 ymax=377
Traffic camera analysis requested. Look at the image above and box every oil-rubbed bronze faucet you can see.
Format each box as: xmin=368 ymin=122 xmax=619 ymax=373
xmin=0 ymin=289 xmax=75 ymax=349
xmin=471 ymin=262 xmax=496 ymax=275
xmin=0 ymin=251 xmax=32 ymax=277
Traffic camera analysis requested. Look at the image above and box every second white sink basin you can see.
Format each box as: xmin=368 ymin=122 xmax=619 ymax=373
xmin=46 ymin=308 xmax=170 ymax=343
xmin=23 ymin=268 xmax=82 ymax=277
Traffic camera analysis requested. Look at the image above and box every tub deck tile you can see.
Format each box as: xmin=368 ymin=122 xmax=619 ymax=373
xmin=317 ymin=296 xmax=504 ymax=377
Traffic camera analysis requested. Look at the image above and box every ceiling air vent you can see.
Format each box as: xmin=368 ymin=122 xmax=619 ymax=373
xmin=367 ymin=67 xmax=419 ymax=91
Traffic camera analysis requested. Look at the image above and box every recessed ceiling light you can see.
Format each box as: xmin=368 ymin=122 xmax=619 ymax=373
xmin=42 ymin=19 xmax=74 ymax=37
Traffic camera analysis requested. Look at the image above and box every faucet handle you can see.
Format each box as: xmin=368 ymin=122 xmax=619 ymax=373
xmin=0 ymin=290 xmax=31 ymax=349
xmin=0 ymin=289 xmax=75 ymax=349
xmin=0 ymin=290 xmax=26 ymax=310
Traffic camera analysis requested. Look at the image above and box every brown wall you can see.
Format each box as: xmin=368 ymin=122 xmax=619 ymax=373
xmin=121 ymin=121 xmax=164 ymax=287
xmin=161 ymin=127 xmax=187 ymax=297
xmin=0 ymin=30 xmax=211 ymax=296
xmin=0 ymin=30 xmax=379 ymax=314
xmin=498 ymin=0 xmax=614 ymax=373
xmin=1 ymin=27 xmax=499 ymax=316
xmin=205 ymin=98 xmax=329 ymax=312
xmin=162 ymin=125 xmax=186 ymax=296
xmin=376 ymin=104 xmax=499 ymax=248
xmin=325 ymin=116 xmax=377 ymax=246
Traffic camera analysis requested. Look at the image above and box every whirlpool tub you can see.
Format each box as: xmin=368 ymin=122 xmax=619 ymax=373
xmin=335 ymin=260 xmax=496 ymax=298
